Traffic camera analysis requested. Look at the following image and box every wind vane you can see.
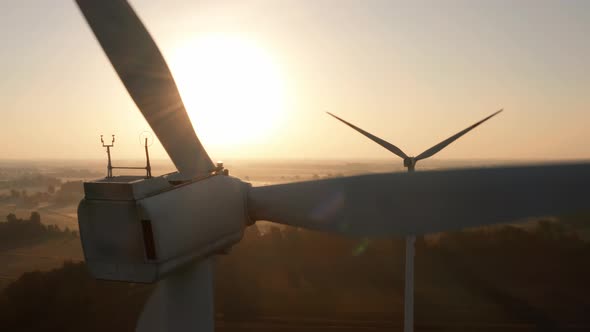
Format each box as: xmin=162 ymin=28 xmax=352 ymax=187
xmin=100 ymin=134 xmax=152 ymax=179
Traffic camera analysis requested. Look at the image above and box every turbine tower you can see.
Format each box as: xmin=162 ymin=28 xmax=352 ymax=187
xmin=328 ymin=109 xmax=502 ymax=332
xmin=74 ymin=1 xmax=590 ymax=331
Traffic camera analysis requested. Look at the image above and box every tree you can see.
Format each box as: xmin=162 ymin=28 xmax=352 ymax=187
xmin=6 ymin=213 xmax=17 ymax=223
xmin=30 ymin=212 xmax=41 ymax=225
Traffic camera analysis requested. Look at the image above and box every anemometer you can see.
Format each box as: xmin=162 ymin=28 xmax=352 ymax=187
xmin=100 ymin=134 xmax=152 ymax=179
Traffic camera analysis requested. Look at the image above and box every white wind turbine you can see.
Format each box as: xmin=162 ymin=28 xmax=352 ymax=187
xmin=74 ymin=1 xmax=590 ymax=331
xmin=328 ymin=109 xmax=502 ymax=332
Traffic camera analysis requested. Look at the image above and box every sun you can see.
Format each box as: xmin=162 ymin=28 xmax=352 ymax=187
xmin=169 ymin=34 xmax=286 ymax=150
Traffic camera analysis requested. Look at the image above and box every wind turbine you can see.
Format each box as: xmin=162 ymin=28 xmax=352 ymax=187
xmin=74 ymin=1 xmax=590 ymax=331
xmin=328 ymin=109 xmax=502 ymax=332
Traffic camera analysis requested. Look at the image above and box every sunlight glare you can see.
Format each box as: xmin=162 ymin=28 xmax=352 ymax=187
xmin=170 ymin=35 xmax=286 ymax=149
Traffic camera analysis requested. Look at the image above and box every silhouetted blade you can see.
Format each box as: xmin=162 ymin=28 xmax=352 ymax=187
xmin=327 ymin=112 xmax=408 ymax=159
xmin=249 ymin=163 xmax=590 ymax=236
xmin=415 ymin=109 xmax=503 ymax=161
xmin=75 ymin=0 xmax=214 ymax=177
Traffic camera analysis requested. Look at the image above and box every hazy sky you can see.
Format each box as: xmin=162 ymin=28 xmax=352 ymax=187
xmin=1 ymin=0 xmax=589 ymax=163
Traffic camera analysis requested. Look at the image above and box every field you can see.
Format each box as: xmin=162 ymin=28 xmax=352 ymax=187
xmin=0 ymin=238 xmax=82 ymax=282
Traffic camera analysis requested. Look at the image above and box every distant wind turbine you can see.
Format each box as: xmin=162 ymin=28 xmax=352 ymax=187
xmin=327 ymin=109 xmax=503 ymax=332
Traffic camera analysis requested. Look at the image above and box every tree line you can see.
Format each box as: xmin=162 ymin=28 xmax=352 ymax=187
xmin=0 ymin=180 xmax=84 ymax=208
xmin=0 ymin=212 xmax=78 ymax=251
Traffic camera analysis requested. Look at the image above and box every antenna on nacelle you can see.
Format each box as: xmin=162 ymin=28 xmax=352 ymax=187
xmin=144 ymin=137 xmax=152 ymax=178
xmin=100 ymin=134 xmax=152 ymax=179
xmin=101 ymin=134 xmax=115 ymax=178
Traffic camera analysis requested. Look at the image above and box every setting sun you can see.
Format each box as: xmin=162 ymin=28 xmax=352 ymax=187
xmin=170 ymin=34 xmax=287 ymax=148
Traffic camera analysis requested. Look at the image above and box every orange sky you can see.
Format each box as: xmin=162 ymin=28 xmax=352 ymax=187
xmin=1 ymin=0 xmax=589 ymax=162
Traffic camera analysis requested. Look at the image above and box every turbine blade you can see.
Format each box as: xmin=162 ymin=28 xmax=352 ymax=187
xmin=415 ymin=109 xmax=503 ymax=161
xmin=248 ymin=163 xmax=590 ymax=236
xmin=136 ymin=258 xmax=214 ymax=332
xmin=75 ymin=0 xmax=214 ymax=177
xmin=327 ymin=112 xmax=408 ymax=159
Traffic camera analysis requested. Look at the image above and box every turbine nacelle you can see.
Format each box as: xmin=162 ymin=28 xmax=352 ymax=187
xmin=77 ymin=174 xmax=249 ymax=283
xmin=403 ymin=157 xmax=417 ymax=171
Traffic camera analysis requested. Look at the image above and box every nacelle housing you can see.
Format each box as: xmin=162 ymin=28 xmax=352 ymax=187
xmin=78 ymin=174 xmax=249 ymax=283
